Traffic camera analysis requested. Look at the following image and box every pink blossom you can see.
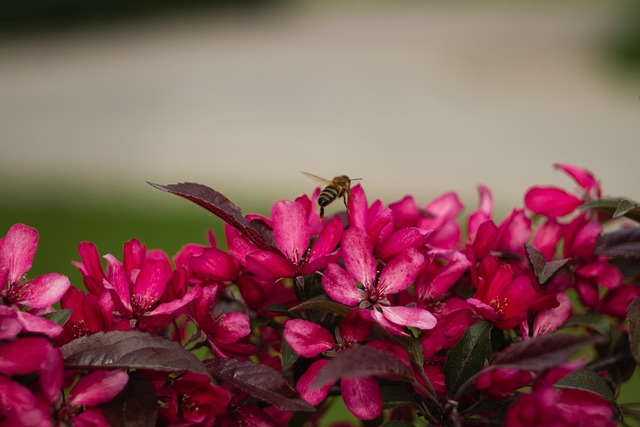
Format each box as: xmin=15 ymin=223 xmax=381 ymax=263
xmin=58 ymin=286 xmax=113 ymax=344
xmin=323 ymin=228 xmax=436 ymax=335
xmin=0 ymin=224 xmax=70 ymax=311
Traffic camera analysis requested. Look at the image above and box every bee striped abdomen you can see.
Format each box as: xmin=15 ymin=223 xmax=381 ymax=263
xmin=318 ymin=185 xmax=342 ymax=207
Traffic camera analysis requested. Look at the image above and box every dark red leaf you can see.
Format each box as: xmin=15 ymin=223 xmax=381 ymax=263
xmin=596 ymin=228 xmax=640 ymax=259
xmin=100 ymin=371 xmax=158 ymax=427
xmin=525 ymin=243 xmax=571 ymax=286
xmin=148 ymin=182 xmax=278 ymax=253
xmin=61 ymin=331 xmax=209 ymax=377
xmin=628 ymin=298 xmax=640 ymax=364
xmin=312 ymin=346 xmax=415 ymax=388
xmin=492 ymin=333 xmax=604 ymax=371
xmin=204 ymin=358 xmax=314 ymax=412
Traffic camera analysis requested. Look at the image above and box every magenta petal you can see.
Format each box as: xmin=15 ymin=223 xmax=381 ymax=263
xmin=132 ymin=259 xmax=171 ymax=303
xmin=370 ymin=309 xmax=406 ymax=336
xmin=341 ymin=228 xmax=376 ymax=286
xmin=189 ymin=248 xmax=237 ymax=282
xmin=272 ymin=200 xmax=310 ymax=262
xmin=554 ymin=163 xmax=598 ymax=192
xmin=524 ymin=186 xmax=582 ymax=218
xmin=308 ymin=215 xmax=343 ymax=263
xmin=472 ymin=220 xmax=498 ymax=259
xmin=0 ymin=376 xmax=50 ymax=426
xmin=322 ymin=264 xmax=363 ymax=306
xmin=15 ymin=311 xmax=63 ymax=339
xmin=104 ymin=254 xmax=132 ymax=314
xmin=215 ymin=312 xmax=251 ymax=343
xmin=341 ymin=376 xmax=382 ymax=420
xmin=39 ymin=347 xmax=63 ymax=402
xmin=495 ymin=209 xmax=531 ymax=253
xmin=0 ymin=337 xmax=52 ymax=375
xmin=0 ymin=224 xmax=38 ymax=285
xmin=533 ymin=220 xmax=562 ymax=261
xmin=284 ymin=319 xmax=335 ymax=357
xmin=148 ymin=285 xmax=202 ymax=316
xmin=297 ymin=359 xmax=333 ymax=406
xmin=424 ymin=192 xmax=464 ymax=226
xmin=76 ymin=241 xmax=107 ymax=295
xmin=381 ymin=305 xmax=437 ymax=330
xmin=376 ymin=227 xmax=428 ymax=260
xmin=0 ymin=306 xmax=21 ymax=340
xmin=69 ymin=370 xmax=129 ymax=407
xmin=533 ymin=293 xmax=572 ymax=337
xmin=379 ymin=248 xmax=424 ymax=295
xmin=347 ymin=185 xmax=368 ymax=230
xmin=245 ymin=250 xmax=296 ymax=280
xmin=577 ymin=261 xmax=623 ymax=289
xmin=467 ymin=298 xmax=500 ymax=322
xmin=339 ymin=309 xmax=373 ymax=342
xmin=21 ymin=273 xmax=70 ymax=308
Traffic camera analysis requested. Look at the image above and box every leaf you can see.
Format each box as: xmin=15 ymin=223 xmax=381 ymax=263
xmin=61 ymin=331 xmax=209 ymax=377
xmin=148 ymin=182 xmax=278 ymax=253
xmin=380 ymin=422 xmax=415 ymax=427
xmin=524 ymin=243 xmax=571 ymax=287
xmin=555 ymin=368 xmax=615 ymax=402
xmin=42 ymin=309 xmax=72 ymax=326
xmin=380 ymin=384 xmax=418 ymax=410
xmin=100 ymin=371 xmax=158 ymax=427
xmin=292 ymin=296 xmax=353 ymax=317
xmin=204 ymin=358 xmax=314 ymax=412
xmin=562 ymin=314 xmax=611 ymax=339
xmin=312 ymin=346 xmax=415 ymax=388
xmin=280 ymin=338 xmax=298 ymax=370
xmin=596 ymin=228 xmax=640 ymax=259
xmin=628 ymin=298 xmax=640 ymax=364
xmin=491 ymin=333 xmax=604 ymax=371
xmin=444 ymin=320 xmax=495 ymax=397
xmin=581 ymin=199 xmax=640 ymax=222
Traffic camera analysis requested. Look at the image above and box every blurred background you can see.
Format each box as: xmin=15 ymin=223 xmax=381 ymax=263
xmin=1 ymin=0 xmax=639 ymax=419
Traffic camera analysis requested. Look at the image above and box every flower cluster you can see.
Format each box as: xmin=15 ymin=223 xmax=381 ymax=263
xmin=1 ymin=163 xmax=639 ymax=426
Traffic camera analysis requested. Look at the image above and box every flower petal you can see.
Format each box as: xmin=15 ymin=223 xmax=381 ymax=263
xmin=341 ymin=376 xmax=382 ymax=420
xmin=20 ymin=273 xmax=70 ymax=308
xmin=148 ymin=284 xmax=202 ymax=316
xmin=524 ymin=186 xmax=582 ymax=218
xmin=284 ymin=319 xmax=335 ymax=357
xmin=307 ymin=215 xmax=343 ymax=263
xmin=74 ymin=241 xmax=107 ymax=296
xmin=69 ymin=370 xmax=129 ymax=407
xmin=322 ymin=264 xmax=363 ymax=306
xmin=379 ymin=248 xmax=424 ymax=295
xmin=341 ymin=228 xmax=376 ymax=286
xmin=554 ymin=163 xmax=598 ymax=193
xmin=272 ymin=200 xmax=310 ymax=262
xmin=297 ymin=359 xmax=333 ymax=406
xmin=245 ymin=250 xmax=296 ymax=280
xmin=15 ymin=311 xmax=63 ymax=339
xmin=0 ymin=223 xmax=38 ymax=285
xmin=0 ymin=337 xmax=53 ymax=375
xmin=104 ymin=254 xmax=132 ymax=314
xmin=380 ymin=305 xmax=437 ymax=330
xmin=376 ymin=227 xmax=428 ymax=260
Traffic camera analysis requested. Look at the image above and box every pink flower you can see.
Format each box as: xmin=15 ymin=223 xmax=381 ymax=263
xmin=467 ymin=262 xmax=536 ymax=330
xmin=323 ymin=228 xmax=436 ymax=335
xmin=521 ymin=292 xmax=572 ymax=339
xmin=0 ymin=224 xmax=70 ymax=311
xmin=153 ymin=372 xmax=230 ymax=426
xmin=0 ymin=376 xmax=51 ymax=426
xmin=187 ymin=285 xmax=255 ymax=359
xmin=54 ymin=370 xmax=129 ymax=426
xmin=58 ymin=286 xmax=113 ymax=344
xmin=233 ymin=199 xmax=343 ymax=280
xmin=98 ymin=239 xmax=202 ymax=329
xmin=505 ymin=361 xmax=615 ymax=427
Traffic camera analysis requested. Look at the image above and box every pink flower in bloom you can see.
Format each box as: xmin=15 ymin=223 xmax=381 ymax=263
xmin=521 ymin=292 xmax=572 ymax=340
xmin=153 ymin=372 xmax=230 ymax=427
xmin=467 ymin=260 xmax=537 ymax=330
xmin=99 ymin=239 xmax=202 ymax=329
xmin=0 ymin=376 xmax=51 ymax=426
xmin=0 ymin=223 xmax=70 ymax=313
xmin=505 ymin=361 xmax=615 ymax=427
xmin=187 ymin=284 xmax=254 ymax=359
xmin=57 ymin=286 xmax=113 ymax=344
xmin=323 ymin=228 xmax=436 ymax=335
xmin=232 ymin=199 xmax=343 ymax=280
xmin=284 ymin=311 xmax=396 ymax=420
xmin=54 ymin=370 xmax=129 ymax=426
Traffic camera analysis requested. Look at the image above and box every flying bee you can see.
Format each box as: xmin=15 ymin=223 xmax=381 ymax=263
xmin=302 ymin=172 xmax=362 ymax=219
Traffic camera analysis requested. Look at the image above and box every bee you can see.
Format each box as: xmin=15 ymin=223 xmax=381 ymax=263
xmin=302 ymin=172 xmax=362 ymax=219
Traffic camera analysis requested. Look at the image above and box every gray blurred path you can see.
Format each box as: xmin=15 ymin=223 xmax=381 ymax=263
xmin=1 ymin=3 xmax=638 ymax=210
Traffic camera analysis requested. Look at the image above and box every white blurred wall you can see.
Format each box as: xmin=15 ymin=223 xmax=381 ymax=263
xmin=1 ymin=2 xmax=638 ymax=212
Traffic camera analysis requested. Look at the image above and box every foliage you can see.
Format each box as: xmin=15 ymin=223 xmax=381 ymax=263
xmin=1 ymin=163 xmax=639 ymax=426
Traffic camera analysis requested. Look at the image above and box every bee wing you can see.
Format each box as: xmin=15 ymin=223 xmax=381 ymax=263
xmin=301 ymin=172 xmax=332 ymax=185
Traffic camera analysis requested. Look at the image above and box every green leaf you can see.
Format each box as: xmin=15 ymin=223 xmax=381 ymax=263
xmin=381 ymin=384 xmax=418 ymax=410
xmin=627 ymin=298 xmax=640 ymax=364
xmin=581 ymin=199 xmax=640 ymax=222
xmin=555 ymin=368 xmax=615 ymax=402
xmin=444 ymin=320 xmax=495 ymax=397
xmin=42 ymin=309 xmax=72 ymax=326
xmin=563 ymin=314 xmax=611 ymax=340
xmin=280 ymin=338 xmax=298 ymax=370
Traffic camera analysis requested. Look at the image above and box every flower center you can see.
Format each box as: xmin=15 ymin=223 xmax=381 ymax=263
xmin=490 ymin=297 xmax=509 ymax=316
xmin=130 ymin=293 xmax=158 ymax=317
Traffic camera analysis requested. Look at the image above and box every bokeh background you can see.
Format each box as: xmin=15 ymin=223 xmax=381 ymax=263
xmin=1 ymin=0 xmax=639 ymax=422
